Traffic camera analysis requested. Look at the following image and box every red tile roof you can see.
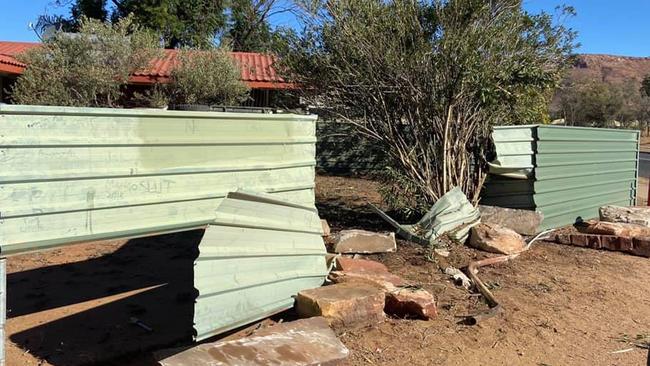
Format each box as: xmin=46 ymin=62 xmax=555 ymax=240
xmin=0 ymin=41 xmax=291 ymax=89
xmin=0 ymin=41 xmax=32 ymax=74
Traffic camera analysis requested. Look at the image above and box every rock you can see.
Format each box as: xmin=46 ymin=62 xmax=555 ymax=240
xmin=478 ymin=205 xmax=543 ymax=236
xmin=295 ymin=283 xmax=386 ymax=329
xmin=469 ymin=223 xmax=526 ymax=254
xmin=385 ymin=287 xmax=437 ymax=319
xmin=632 ymin=237 xmax=650 ymax=257
xmin=328 ymin=271 xmax=437 ymax=320
xmin=583 ymin=220 xmax=650 ymax=238
xmin=328 ymin=270 xmax=406 ymax=289
xmin=334 ymin=257 xmax=388 ymax=273
xmin=600 ymin=205 xmax=650 ymax=227
xmin=331 ymin=230 xmax=396 ymax=254
xmin=321 ymin=219 xmax=331 ymax=236
xmin=157 ymin=317 xmax=349 ymax=366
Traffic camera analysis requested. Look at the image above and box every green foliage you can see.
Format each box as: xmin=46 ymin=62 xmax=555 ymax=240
xmin=35 ymin=0 xmax=108 ymax=34
xmin=38 ymin=0 xmax=289 ymax=51
xmin=167 ymin=47 xmax=250 ymax=105
xmin=227 ymin=0 xmax=274 ymax=52
xmin=131 ymin=84 xmax=170 ymax=108
xmin=556 ymin=81 xmax=619 ymax=127
xmin=12 ymin=16 xmax=161 ymax=107
xmin=641 ymin=75 xmax=650 ymax=98
xmin=555 ymin=79 xmax=648 ymax=128
xmin=71 ymin=0 xmax=108 ymax=23
xmin=112 ymin=0 xmax=228 ymax=48
xmin=377 ymin=167 xmax=429 ymax=217
xmin=278 ymin=0 xmax=575 ymax=207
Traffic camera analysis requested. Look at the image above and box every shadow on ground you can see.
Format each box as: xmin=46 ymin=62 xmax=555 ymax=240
xmin=316 ymin=198 xmax=418 ymax=234
xmin=8 ymin=230 xmax=204 ymax=366
xmin=8 ymin=175 xmax=412 ymax=365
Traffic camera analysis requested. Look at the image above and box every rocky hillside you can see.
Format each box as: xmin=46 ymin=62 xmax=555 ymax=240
xmin=570 ymin=54 xmax=650 ymax=84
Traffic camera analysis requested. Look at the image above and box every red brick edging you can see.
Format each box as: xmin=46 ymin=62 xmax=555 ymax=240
xmin=548 ymin=233 xmax=650 ymax=258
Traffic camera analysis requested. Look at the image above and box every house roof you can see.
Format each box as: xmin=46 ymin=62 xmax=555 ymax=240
xmin=0 ymin=41 xmax=32 ymax=74
xmin=0 ymin=41 xmax=291 ymax=90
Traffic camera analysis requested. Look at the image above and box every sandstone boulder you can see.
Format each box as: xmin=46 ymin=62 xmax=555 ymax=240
xmin=469 ymin=223 xmax=526 ymax=254
xmin=600 ymin=205 xmax=650 ymax=227
xmin=328 ymin=270 xmax=406 ymax=289
xmin=328 ymin=271 xmax=437 ymax=320
xmin=334 ymin=257 xmax=389 ymax=273
xmin=157 ymin=317 xmax=349 ymax=366
xmin=331 ymin=230 xmax=397 ymax=254
xmin=583 ymin=220 xmax=650 ymax=238
xmin=295 ymin=282 xmax=386 ymax=329
xmin=478 ymin=205 xmax=543 ymax=235
xmin=385 ymin=287 xmax=437 ymax=319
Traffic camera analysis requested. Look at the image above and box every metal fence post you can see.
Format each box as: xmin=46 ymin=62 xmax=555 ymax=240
xmin=0 ymin=258 xmax=6 ymax=366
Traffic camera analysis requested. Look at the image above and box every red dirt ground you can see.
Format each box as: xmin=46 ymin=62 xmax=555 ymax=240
xmin=317 ymin=176 xmax=650 ymax=366
xmin=5 ymin=175 xmax=650 ymax=365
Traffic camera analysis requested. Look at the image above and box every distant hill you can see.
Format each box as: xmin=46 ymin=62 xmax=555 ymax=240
xmin=569 ymin=54 xmax=650 ymax=84
xmin=550 ymin=54 xmax=650 ymax=119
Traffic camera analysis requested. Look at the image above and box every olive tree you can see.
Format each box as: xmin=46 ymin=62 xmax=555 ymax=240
xmin=13 ymin=16 xmax=160 ymax=107
xmin=167 ymin=47 xmax=250 ymax=106
xmin=278 ymin=0 xmax=575 ymax=208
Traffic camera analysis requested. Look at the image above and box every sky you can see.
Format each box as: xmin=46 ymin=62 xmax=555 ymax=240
xmin=1 ymin=1 xmax=650 ymax=57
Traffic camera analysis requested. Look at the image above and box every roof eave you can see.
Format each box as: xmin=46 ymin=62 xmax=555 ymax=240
xmin=1 ymin=65 xmax=298 ymax=90
xmin=246 ymin=81 xmax=297 ymax=90
xmin=129 ymin=75 xmax=297 ymax=90
xmin=0 ymin=64 xmax=25 ymax=75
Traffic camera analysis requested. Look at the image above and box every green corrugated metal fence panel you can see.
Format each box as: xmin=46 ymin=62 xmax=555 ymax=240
xmin=482 ymin=125 xmax=639 ymax=230
xmin=0 ymin=105 xmax=318 ymax=254
xmin=316 ymin=121 xmax=386 ymax=175
xmin=194 ymin=191 xmax=327 ymax=341
xmin=533 ymin=125 xmax=638 ymax=229
xmin=481 ymin=176 xmax=535 ymax=209
xmin=490 ymin=126 xmax=536 ymax=171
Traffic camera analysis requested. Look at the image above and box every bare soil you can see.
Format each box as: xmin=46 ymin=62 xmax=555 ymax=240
xmin=5 ymin=175 xmax=650 ymax=365
xmin=318 ymin=176 xmax=650 ymax=366
xmin=5 ymin=231 xmax=203 ymax=366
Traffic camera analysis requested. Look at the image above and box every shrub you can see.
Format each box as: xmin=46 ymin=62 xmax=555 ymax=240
xmin=12 ymin=15 xmax=160 ymax=107
xmin=279 ymin=0 xmax=576 ymax=207
xmin=167 ymin=47 xmax=250 ymax=106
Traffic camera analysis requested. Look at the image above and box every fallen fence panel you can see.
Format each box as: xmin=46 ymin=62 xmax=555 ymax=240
xmin=194 ymin=191 xmax=327 ymax=341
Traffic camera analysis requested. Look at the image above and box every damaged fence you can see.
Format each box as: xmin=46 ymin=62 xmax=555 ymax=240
xmin=0 ymin=105 xmax=326 ymax=361
xmin=194 ymin=191 xmax=327 ymax=341
xmin=483 ymin=125 xmax=639 ymax=229
xmin=370 ymin=187 xmax=480 ymax=245
xmin=0 ymin=105 xmax=318 ymax=254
